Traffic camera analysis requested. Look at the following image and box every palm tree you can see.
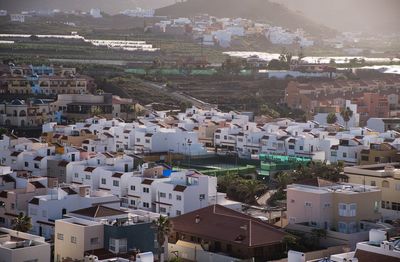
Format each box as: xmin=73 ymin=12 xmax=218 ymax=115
xmin=153 ymin=215 xmax=171 ymax=262
xmin=12 ymin=213 xmax=32 ymax=232
xmin=326 ymin=112 xmax=338 ymax=124
xmin=243 ymin=179 xmax=266 ymax=205
xmin=340 ymin=107 xmax=353 ymax=130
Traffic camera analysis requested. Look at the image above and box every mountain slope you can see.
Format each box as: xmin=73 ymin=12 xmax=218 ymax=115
xmin=0 ymin=0 xmax=176 ymax=13
xmin=274 ymin=0 xmax=400 ymax=34
xmin=155 ymin=0 xmax=333 ymax=35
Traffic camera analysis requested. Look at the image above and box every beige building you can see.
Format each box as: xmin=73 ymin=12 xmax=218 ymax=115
xmin=344 ymin=163 xmax=400 ymax=221
xmin=0 ymin=227 xmax=51 ymax=262
xmin=55 ymin=217 xmax=104 ymax=262
xmin=0 ymin=99 xmax=55 ymax=127
xmin=287 ymin=178 xmax=381 ymax=233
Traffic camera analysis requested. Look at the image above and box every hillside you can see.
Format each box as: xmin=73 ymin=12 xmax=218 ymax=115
xmin=155 ymin=0 xmax=333 ymax=35
xmin=275 ymin=0 xmax=400 ymax=34
xmin=0 ymin=0 xmax=172 ymax=14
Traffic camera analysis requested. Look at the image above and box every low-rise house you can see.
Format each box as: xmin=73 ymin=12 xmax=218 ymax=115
xmin=54 ymin=205 xmax=159 ymax=261
xmin=168 ymin=205 xmax=287 ymax=261
xmin=286 ymin=178 xmax=382 ymax=248
xmin=0 ymin=227 xmax=50 ymax=262
xmin=344 ymin=163 xmax=400 ymax=220
xmin=28 ymin=185 xmax=120 ymax=240
xmin=367 ymin=118 xmax=400 ymax=133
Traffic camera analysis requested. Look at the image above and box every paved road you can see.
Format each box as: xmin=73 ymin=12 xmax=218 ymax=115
xmin=140 ymin=79 xmax=215 ymax=109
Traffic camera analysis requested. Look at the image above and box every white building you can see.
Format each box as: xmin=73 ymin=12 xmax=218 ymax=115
xmin=28 ymin=185 xmax=120 ymax=239
xmin=0 ymin=227 xmax=51 ymax=262
xmin=125 ymin=170 xmax=239 ymax=217
xmin=90 ymin=8 xmax=102 ymax=18
xmin=10 ymin=14 xmax=25 ymax=23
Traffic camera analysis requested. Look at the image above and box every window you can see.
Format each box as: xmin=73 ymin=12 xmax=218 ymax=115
xmin=338 ymin=222 xmax=347 ymax=233
xmin=324 ymin=203 xmax=331 ymax=208
xmin=130 ymin=200 xmax=135 ymax=205
xmin=342 ymin=152 xmax=347 ymax=158
xmin=288 ymin=145 xmax=295 ymax=150
xmin=0 ymin=217 xmax=5 ymax=224
xmin=25 ymin=162 xmax=29 ymax=167
xmin=339 ymin=203 xmax=356 ymax=217
xmin=370 ymin=181 xmax=376 ymax=186
xmin=34 ymin=163 xmax=39 ymax=169
xmin=143 ymin=187 xmax=149 ymax=193
xmin=299 ymin=146 xmax=303 ymax=151
xmin=176 ymin=195 xmax=182 ymax=201
xmin=169 ymin=193 xmax=172 ymax=199
xmin=57 ymin=233 xmax=64 ymax=240
xmin=382 ymin=201 xmax=390 ymax=209
xmin=349 ymin=222 xmax=357 ymax=233
xmin=85 ymin=175 xmax=90 ymax=180
xmin=130 ymin=185 xmax=135 ymax=191
xmin=396 ymin=184 xmax=400 ymax=191
xmin=42 ymin=210 xmax=47 ymax=217
xmin=176 ymin=210 xmax=182 ymax=216
xmin=382 ymin=180 xmax=390 ymax=188
xmin=143 ymin=202 xmax=150 ymax=208
xmin=392 ymin=202 xmax=400 ymax=211
xmin=74 ymin=173 xmax=79 ymax=178
xmin=160 ymin=207 xmax=167 ymax=213
xmin=101 ymin=178 xmax=106 ymax=185
xmin=90 ymin=237 xmax=99 ymax=245
xmin=159 ymin=192 xmax=166 ymax=198
xmin=331 ymin=151 xmax=337 ymax=157
xmin=136 ymin=138 xmax=141 ymax=142
xmin=199 ymin=194 xmax=205 ymax=200
xmin=215 ymin=135 xmax=220 ymax=139
xmin=375 ymin=157 xmax=380 ymax=163
xmin=145 ymin=139 xmax=150 ymax=144
xmin=305 ymin=202 xmax=312 ymax=207
xmin=361 ymin=155 xmax=369 ymax=161
xmin=11 ymin=203 xmax=15 ymax=210
xmin=113 ymin=180 xmax=119 ymax=187
xmin=71 ymin=236 xmax=77 ymax=244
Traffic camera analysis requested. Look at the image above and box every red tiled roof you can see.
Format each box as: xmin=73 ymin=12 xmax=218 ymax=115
xmin=171 ymin=205 xmax=286 ymax=247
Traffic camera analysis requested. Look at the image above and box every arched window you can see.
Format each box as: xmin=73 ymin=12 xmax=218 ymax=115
xmin=19 ymin=110 xmax=26 ymax=117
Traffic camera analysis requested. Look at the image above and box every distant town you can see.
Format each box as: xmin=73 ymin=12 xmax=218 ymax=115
xmin=0 ymin=2 xmax=399 ymax=262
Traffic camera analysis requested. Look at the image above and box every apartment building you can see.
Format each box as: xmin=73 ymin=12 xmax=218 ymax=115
xmin=126 ymin=170 xmax=219 ymax=217
xmin=0 ymin=99 xmax=55 ymax=127
xmin=55 ymin=206 xmax=159 ymax=261
xmin=287 ymin=179 xmax=381 ymax=233
xmin=0 ymin=227 xmax=50 ymax=262
xmin=0 ymin=172 xmax=49 ymax=228
xmin=286 ymin=178 xmax=388 ymax=249
xmin=285 ymin=78 xmax=400 ymax=117
xmin=344 ymin=164 xmax=400 ymax=220
xmin=28 ymin=185 xmax=120 ymax=239
xmin=1 ymin=64 xmax=95 ymax=95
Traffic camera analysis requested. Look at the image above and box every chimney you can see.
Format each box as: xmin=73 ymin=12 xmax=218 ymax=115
xmin=195 ymin=215 xmax=200 ymax=224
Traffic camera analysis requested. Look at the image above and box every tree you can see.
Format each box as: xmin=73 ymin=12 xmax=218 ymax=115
xmin=12 ymin=213 xmax=32 ymax=232
xmin=326 ymin=112 xmax=338 ymax=124
xmin=297 ymin=48 xmax=305 ymax=63
xmin=153 ymin=215 xmax=171 ymax=262
xmin=310 ymin=228 xmax=327 ymax=248
xmin=0 ymin=127 xmax=7 ymax=137
xmin=340 ymin=107 xmax=353 ymax=130
xmin=91 ymin=106 xmax=103 ymax=117
xmin=260 ymin=104 xmax=280 ymax=118
xmin=282 ymin=234 xmax=299 ymax=252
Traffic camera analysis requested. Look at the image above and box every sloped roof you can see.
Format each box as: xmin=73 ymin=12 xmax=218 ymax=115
xmin=30 ymin=181 xmax=46 ymax=189
xmin=173 ymin=185 xmax=187 ymax=192
xmin=295 ymin=177 xmax=334 ymax=187
xmin=70 ymin=205 xmax=125 ymax=218
xmin=29 ymin=197 xmax=40 ymax=205
xmin=170 ymin=205 xmax=286 ymax=247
